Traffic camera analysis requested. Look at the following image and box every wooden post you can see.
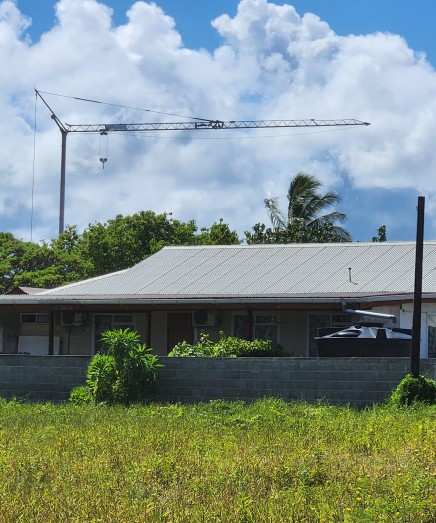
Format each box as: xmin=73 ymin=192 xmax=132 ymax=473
xmin=411 ymin=196 xmax=425 ymax=377
xmin=247 ymin=309 xmax=253 ymax=341
xmin=48 ymin=311 xmax=55 ymax=355
xmin=147 ymin=311 xmax=152 ymax=348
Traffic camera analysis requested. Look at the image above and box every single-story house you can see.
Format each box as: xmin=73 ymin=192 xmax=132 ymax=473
xmin=1 ymin=242 xmax=436 ymax=358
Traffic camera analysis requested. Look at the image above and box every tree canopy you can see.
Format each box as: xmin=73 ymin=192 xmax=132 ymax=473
xmin=0 ymin=212 xmax=240 ymax=293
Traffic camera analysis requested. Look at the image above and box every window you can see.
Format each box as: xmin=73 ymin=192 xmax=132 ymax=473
xmin=94 ymin=313 xmax=135 ymax=353
xmin=233 ymin=315 xmax=249 ymax=339
xmin=233 ymin=313 xmax=279 ymax=343
xmin=308 ymin=313 xmax=354 ymax=356
xmin=428 ymin=315 xmax=436 ymax=358
xmin=20 ymin=313 xmax=50 ymax=324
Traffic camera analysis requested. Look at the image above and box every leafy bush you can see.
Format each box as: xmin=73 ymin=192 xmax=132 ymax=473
xmin=114 ymin=343 xmax=162 ymax=403
xmin=389 ymin=373 xmax=436 ymax=406
xmin=169 ymin=331 xmax=286 ymax=357
xmin=86 ymin=353 xmax=117 ymax=403
xmin=69 ymin=386 xmax=93 ymax=405
xmin=72 ymin=328 xmax=162 ymax=404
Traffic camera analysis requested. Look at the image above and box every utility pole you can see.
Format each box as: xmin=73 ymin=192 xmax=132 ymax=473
xmin=411 ymin=196 xmax=425 ymax=377
xmin=35 ymin=89 xmax=370 ymax=235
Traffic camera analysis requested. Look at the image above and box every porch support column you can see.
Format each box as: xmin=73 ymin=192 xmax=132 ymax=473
xmin=147 ymin=311 xmax=152 ymax=347
xmin=48 ymin=311 xmax=55 ymax=355
xmin=247 ymin=309 xmax=253 ymax=341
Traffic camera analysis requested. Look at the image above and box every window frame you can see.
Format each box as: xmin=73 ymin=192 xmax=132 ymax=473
xmin=93 ymin=313 xmax=135 ymax=354
xmin=232 ymin=312 xmax=280 ymax=343
xmin=20 ymin=313 xmax=50 ymax=324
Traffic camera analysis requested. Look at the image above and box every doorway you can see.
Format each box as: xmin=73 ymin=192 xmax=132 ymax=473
xmin=167 ymin=313 xmax=193 ymax=354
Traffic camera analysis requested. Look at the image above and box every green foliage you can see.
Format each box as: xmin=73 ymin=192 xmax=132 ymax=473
xmin=372 ymin=224 xmax=387 ymax=242
xmin=69 ymin=386 xmax=93 ymax=405
xmin=82 ymin=329 xmax=162 ymax=404
xmin=115 ymin=344 xmax=162 ymax=403
xmin=100 ymin=328 xmax=142 ymax=368
xmin=169 ymin=336 xmax=215 ymax=357
xmin=196 ymin=218 xmax=240 ymax=245
xmin=389 ymin=373 xmax=436 ymax=406
xmin=246 ymin=172 xmax=351 ymax=244
xmin=85 ymin=353 xmax=117 ymax=403
xmin=0 ymin=399 xmax=436 ymax=521
xmin=245 ymin=220 xmax=340 ymax=244
xmin=0 ymin=226 xmax=91 ymax=293
xmin=80 ymin=212 xmax=240 ymax=277
xmin=169 ymin=331 xmax=285 ymax=357
xmin=0 ymin=212 xmax=240 ymax=292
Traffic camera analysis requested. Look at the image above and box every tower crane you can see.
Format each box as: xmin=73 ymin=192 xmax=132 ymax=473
xmin=35 ymin=89 xmax=370 ymax=235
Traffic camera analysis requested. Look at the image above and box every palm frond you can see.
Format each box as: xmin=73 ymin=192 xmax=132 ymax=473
xmin=264 ymin=197 xmax=287 ymax=229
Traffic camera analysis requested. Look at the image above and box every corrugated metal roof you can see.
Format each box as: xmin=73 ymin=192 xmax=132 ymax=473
xmin=4 ymin=241 xmax=429 ymax=304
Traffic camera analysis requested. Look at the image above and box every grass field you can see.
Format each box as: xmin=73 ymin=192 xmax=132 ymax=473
xmin=0 ymin=398 xmax=435 ymax=522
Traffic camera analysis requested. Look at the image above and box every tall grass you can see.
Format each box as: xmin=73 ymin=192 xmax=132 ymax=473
xmin=0 ymin=398 xmax=435 ymax=522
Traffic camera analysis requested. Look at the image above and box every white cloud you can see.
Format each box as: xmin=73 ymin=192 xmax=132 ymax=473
xmin=1 ymin=0 xmax=436 ymax=244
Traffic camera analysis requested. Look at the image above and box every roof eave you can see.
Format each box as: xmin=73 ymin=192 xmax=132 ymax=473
xmin=0 ymin=292 xmax=427 ymax=306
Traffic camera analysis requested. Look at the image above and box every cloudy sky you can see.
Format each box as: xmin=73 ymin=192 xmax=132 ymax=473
xmin=2 ymin=0 xmax=436 ymax=243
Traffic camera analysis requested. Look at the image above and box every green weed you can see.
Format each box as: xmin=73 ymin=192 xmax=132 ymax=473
xmin=0 ymin=398 xmax=434 ymax=522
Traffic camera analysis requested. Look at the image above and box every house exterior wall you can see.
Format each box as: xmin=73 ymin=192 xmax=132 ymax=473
xmin=3 ymin=302 xmax=436 ymax=358
xmin=134 ymin=312 xmax=148 ymax=347
xmin=399 ymin=303 xmax=436 ymax=358
xmin=149 ymin=309 xmax=321 ymax=357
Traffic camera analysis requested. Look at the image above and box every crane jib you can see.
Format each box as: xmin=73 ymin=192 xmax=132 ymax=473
xmin=64 ymin=119 xmax=370 ymax=133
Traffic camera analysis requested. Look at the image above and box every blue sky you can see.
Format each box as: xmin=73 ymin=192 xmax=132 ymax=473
xmin=16 ymin=1 xmax=436 ymax=64
xmin=3 ymin=0 xmax=436 ymax=243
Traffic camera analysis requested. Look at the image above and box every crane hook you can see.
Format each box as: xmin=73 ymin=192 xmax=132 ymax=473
xmin=99 ymin=130 xmax=108 ymax=170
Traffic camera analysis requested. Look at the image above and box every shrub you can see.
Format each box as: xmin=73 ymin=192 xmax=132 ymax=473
xmin=114 ymin=343 xmax=162 ymax=403
xmin=69 ymin=386 xmax=92 ymax=405
xmin=169 ymin=332 xmax=215 ymax=357
xmin=86 ymin=353 xmax=117 ymax=403
xmin=101 ymin=328 xmax=142 ymax=369
xmin=168 ymin=331 xmax=286 ymax=357
xmin=389 ymin=373 xmax=436 ymax=406
xmin=71 ymin=328 xmax=162 ymax=404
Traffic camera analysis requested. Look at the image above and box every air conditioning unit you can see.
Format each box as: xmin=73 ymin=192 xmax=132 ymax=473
xmin=192 ymin=310 xmax=219 ymax=327
xmin=61 ymin=312 xmax=85 ymax=326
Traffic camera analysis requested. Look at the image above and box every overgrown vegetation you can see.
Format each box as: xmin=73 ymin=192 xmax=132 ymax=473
xmin=389 ymin=373 xmax=436 ymax=406
xmin=0 ymin=398 xmax=434 ymax=522
xmin=168 ymin=331 xmax=286 ymax=357
xmin=71 ymin=329 xmax=162 ymax=404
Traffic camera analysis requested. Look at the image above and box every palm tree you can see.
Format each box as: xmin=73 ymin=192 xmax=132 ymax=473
xmin=264 ymin=172 xmax=351 ymax=242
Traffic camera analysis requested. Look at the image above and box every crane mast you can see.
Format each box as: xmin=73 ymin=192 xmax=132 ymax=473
xmin=35 ymin=89 xmax=369 ymax=235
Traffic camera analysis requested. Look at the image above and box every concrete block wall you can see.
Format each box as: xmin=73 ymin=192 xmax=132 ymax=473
xmin=0 ymin=355 xmax=90 ymax=402
xmin=1 ymin=355 xmax=435 ymax=405
xmin=152 ymin=357 xmax=416 ymax=406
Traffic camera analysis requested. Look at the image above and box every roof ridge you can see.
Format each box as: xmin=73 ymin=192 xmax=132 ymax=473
xmin=161 ymin=241 xmax=426 ymax=250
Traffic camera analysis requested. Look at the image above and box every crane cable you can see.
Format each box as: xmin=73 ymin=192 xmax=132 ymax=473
xmin=37 ymin=89 xmax=214 ymax=123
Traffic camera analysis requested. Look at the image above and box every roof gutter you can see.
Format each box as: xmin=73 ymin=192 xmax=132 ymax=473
xmin=0 ymin=293 xmax=433 ymax=307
